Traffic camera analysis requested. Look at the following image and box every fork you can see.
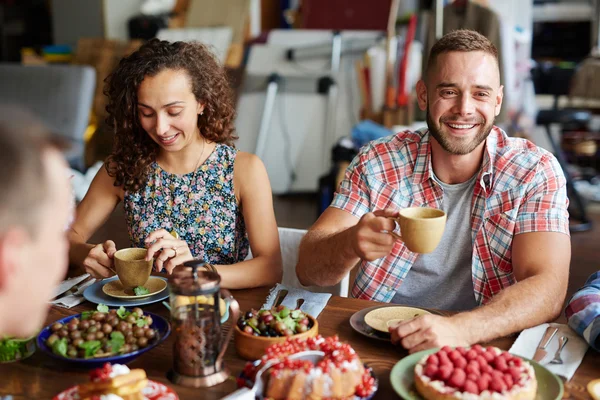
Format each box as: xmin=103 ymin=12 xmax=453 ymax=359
xmin=549 ymin=336 xmax=569 ymax=365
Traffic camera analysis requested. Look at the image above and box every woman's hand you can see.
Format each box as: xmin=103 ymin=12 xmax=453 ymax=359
xmin=83 ymin=240 xmax=117 ymax=279
xmin=145 ymin=229 xmax=194 ymax=274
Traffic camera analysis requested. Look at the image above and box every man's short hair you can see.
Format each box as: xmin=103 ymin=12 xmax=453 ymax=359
xmin=0 ymin=107 xmax=62 ymax=236
xmin=426 ymin=29 xmax=499 ymax=79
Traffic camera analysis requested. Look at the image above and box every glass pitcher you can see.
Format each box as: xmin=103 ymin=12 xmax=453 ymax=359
xmin=167 ymin=260 xmax=239 ymax=387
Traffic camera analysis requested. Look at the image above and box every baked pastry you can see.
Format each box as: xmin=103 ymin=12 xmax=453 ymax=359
xmin=78 ymin=363 xmax=148 ymax=400
xmin=414 ymin=345 xmax=537 ymax=400
xmin=242 ymin=335 xmax=376 ymax=399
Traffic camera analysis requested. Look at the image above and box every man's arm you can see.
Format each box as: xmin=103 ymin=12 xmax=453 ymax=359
xmin=391 ymin=231 xmax=570 ymax=352
xmin=296 ymin=208 xmax=399 ymax=287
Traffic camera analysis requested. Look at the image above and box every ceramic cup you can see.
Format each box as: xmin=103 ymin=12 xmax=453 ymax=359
xmin=388 ymin=207 xmax=446 ymax=253
xmin=113 ymin=248 xmax=153 ymax=290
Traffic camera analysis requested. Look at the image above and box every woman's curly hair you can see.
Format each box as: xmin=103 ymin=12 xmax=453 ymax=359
xmin=104 ymin=39 xmax=237 ymax=192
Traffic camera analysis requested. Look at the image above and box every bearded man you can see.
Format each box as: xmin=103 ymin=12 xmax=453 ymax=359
xmin=296 ymin=30 xmax=570 ymax=352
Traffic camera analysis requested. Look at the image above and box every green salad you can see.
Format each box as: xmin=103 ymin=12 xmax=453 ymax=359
xmin=0 ymin=336 xmax=35 ymax=362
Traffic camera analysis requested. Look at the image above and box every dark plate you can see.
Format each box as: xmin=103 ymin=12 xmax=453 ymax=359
xmin=37 ymin=310 xmax=170 ymax=368
xmin=238 ymin=361 xmax=378 ymax=400
xmin=349 ymin=305 xmax=445 ymax=342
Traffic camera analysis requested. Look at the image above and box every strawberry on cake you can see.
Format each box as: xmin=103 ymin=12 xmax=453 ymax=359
xmin=242 ymin=335 xmax=377 ymax=400
xmin=414 ymin=345 xmax=537 ymax=400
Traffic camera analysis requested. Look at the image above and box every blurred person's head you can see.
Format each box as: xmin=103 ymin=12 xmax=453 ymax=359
xmin=104 ymin=39 xmax=237 ymax=192
xmin=417 ymin=29 xmax=503 ymax=155
xmin=0 ymin=108 xmax=71 ymax=337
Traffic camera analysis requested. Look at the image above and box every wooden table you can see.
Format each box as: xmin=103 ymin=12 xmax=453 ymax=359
xmin=1 ymin=287 xmax=598 ymax=399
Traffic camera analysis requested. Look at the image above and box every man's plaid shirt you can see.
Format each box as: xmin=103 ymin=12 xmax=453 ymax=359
xmin=331 ymin=127 xmax=570 ymax=304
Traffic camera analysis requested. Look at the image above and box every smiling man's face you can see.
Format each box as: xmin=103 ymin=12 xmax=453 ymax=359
xmin=417 ymin=50 xmax=503 ymax=155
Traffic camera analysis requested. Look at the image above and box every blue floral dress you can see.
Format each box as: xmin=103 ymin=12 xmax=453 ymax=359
xmin=123 ymin=144 xmax=250 ymax=265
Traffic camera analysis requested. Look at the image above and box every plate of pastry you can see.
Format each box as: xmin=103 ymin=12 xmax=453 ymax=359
xmin=53 ymin=363 xmax=178 ymax=400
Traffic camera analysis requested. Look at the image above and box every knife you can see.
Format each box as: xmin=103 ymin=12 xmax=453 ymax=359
xmin=532 ymin=326 xmax=558 ymax=362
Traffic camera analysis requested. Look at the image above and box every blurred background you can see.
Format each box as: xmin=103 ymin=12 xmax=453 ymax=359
xmin=0 ymin=0 xmax=599 ymax=300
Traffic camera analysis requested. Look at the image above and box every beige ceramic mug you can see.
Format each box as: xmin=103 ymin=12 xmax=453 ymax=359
xmin=388 ymin=207 xmax=447 ymax=253
xmin=113 ymin=248 xmax=153 ymax=290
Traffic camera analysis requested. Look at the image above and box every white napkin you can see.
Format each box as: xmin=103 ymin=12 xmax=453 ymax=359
xmin=52 ymin=274 xmax=90 ymax=299
xmin=509 ymin=322 xmax=589 ymax=380
xmin=262 ymin=283 xmax=331 ymax=318
xmin=50 ymin=275 xmax=96 ymax=309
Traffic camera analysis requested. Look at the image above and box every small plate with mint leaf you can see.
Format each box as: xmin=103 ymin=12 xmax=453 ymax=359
xmin=36 ymin=303 xmax=170 ymax=368
xmin=101 ymin=276 xmax=167 ymax=299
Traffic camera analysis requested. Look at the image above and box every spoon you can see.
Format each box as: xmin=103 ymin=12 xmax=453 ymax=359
xmin=222 ymin=350 xmax=325 ymax=400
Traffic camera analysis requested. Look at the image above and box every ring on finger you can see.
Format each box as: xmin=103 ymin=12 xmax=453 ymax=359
xmin=173 ymin=247 xmax=178 ymax=257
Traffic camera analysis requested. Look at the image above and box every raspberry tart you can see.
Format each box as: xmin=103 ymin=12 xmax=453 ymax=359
xmin=414 ymin=345 xmax=537 ymax=400
xmin=241 ymin=335 xmax=377 ymax=399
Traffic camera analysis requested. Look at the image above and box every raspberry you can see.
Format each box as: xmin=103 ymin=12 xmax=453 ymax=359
xmin=424 ymin=364 xmax=438 ymax=378
xmin=437 ymin=364 xmax=454 ymax=381
xmin=448 ymin=369 xmax=466 ymax=389
xmin=465 ymin=349 xmax=478 ymax=361
xmin=482 ymin=350 xmax=495 ymax=362
xmin=493 ymin=356 xmax=508 ymax=372
xmin=472 ymin=344 xmax=484 ymax=354
xmin=477 ymin=374 xmax=491 ymax=392
xmin=464 ymin=379 xmax=480 ymax=394
xmin=438 ymin=352 xmax=452 ymax=367
xmin=482 ymin=364 xmax=493 ymax=374
xmin=457 ymin=346 xmax=468 ymax=356
xmin=453 ymin=356 xmax=467 ymax=369
xmin=467 ymin=373 xmax=479 ymax=382
xmin=465 ymin=362 xmax=480 ymax=376
xmin=427 ymin=354 xmax=439 ymax=366
xmin=508 ymin=366 xmax=522 ymax=381
xmin=449 ymin=349 xmax=462 ymax=361
xmin=511 ymin=357 xmax=523 ymax=367
xmin=490 ymin=377 xmax=507 ymax=393
xmin=491 ymin=369 xmax=505 ymax=380
xmin=476 ymin=355 xmax=488 ymax=369
xmin=441 ymin=345 xmax=453 ymax=353
xmin=503 ymin=373 xmax=514 ymax=389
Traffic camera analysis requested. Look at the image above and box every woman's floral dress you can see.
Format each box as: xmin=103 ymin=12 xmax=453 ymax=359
xmin=123 ymin=143 xmax=250 ymax=265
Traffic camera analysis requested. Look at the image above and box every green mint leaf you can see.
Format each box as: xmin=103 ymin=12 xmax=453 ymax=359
xmin=108 ymin=331 xmax=125 ymax=353
xmin=52 ymin=338 xmax=68 ymax=357
xmin=81 ymin=311 xmax=94 ymax=320
xmin=133 ymin=286 xmax=150 ymax=296
xmin=281 ymin=316 xmax=296 ymax=332
xmin=116 ymin=306 xmax=129 ymax=319
xmin=136 ymin=318 xmax=148 ymax=327
xmin=97 ymin=304 xmax=109 ymax=313
xmin=78 ymin=340 xmax=101 ymax=358
xmin=0 ymin=338 xmax=20 ymax=361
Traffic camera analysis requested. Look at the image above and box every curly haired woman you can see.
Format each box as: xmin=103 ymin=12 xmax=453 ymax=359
xmin=68 ymin=39 xmax=282 ymax=289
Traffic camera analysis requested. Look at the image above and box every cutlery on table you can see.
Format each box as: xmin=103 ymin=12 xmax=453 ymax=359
xmin=52 ymin=276 xmax=95 ymax=301
xmin=273 ymin=289 xmax=288 ymax=308
xmin=548 ymin=336 xmax=569 ymax=365
xmin=532 ymin=326 xmax=558 ymax=363
xmin=221 ymin=350 xmax=325 ymax=400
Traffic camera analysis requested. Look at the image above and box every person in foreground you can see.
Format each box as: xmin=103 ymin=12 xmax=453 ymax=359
xmin=68 ymin=39 xmax=282 ymax=289
xmin=0 ymin=109 xmax=72 ymax=337
xmin=296 ymin=30 xmax=571 ymax=352
xmin=566 ymin=271 xmax=600 ymax=351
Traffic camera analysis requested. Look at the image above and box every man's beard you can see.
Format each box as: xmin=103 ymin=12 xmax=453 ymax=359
xmin=426 ymin=109 xmax=494 ymax=155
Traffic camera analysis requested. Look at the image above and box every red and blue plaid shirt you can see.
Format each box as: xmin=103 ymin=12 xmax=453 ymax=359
xmin=566 ymin=271 xmax=600 ymax=351
xmin=332 ymin=127 xmax=570 ymax=304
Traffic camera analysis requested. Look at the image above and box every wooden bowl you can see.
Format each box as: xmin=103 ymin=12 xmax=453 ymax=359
xmin=234 ymin=315 xmax=319 ymax=361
